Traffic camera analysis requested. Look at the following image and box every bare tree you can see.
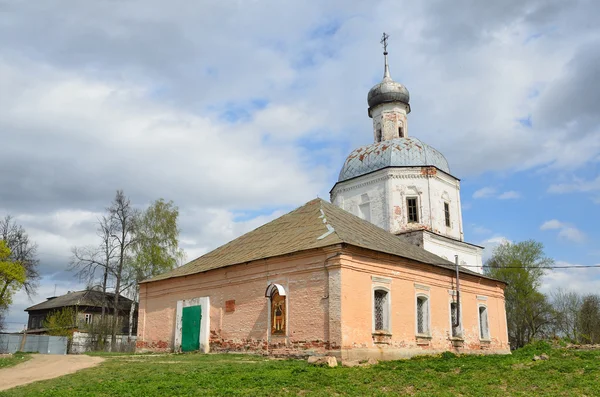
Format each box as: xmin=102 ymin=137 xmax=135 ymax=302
xmin=551 ymin=288 xmax=582 ymax=342
xmin=0 ymin=216 xmax=40 ymax=299
xmin=579 ymin=294 xmax=600 ymax=344
xmin=107 ymin=190 xmax=138 ymax=351
xmin=70 ymin=215 xmax=118 ymax=322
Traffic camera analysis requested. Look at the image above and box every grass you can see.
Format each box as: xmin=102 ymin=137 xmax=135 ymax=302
xmin=0 ymin=352 xmax=32 ymax=369
xmin=1 ymin=342 xmax=599 ymax=396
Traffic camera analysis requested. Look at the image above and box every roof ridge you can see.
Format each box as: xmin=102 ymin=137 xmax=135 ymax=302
xmin=316 ymin=199 xmax=340 ymax=241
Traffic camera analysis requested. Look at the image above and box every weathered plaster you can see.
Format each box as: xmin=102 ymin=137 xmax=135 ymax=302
xmin=137 ymin=246 xmax=507 ymax=359
xmin=331 ymin=166 xmax=484 ymax=274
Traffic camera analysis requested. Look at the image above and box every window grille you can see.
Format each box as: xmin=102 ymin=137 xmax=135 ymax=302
xmin=374 ymin=290 xmax=387 ymax=331
xmin=417 ymin=296 xmax=429 ymax=335
xmin=450 ymin=302 xmax=460 ymax=337
xmin=407 ymin=197 xmax=418 ymax=223
xmin=479 ymin=306 xmax=489 ymax=339
xmin=444 ymin=202 xmax=451 ymax=227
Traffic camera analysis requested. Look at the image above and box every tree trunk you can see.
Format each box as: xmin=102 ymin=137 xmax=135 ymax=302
xmin=128 ymin=291 xmax=137 ymax=341
xmin=100 ymin=267 xmax=108 ymax=321
xmin=111 ymin=248 xmax=124 ymax=352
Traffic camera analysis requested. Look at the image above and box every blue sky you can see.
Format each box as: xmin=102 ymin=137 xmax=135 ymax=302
xmin=1 ymin=0 xmax=599 ymax=331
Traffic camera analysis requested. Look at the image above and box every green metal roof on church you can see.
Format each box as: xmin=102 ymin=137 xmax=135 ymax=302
xmin=142 ymin=198 xmax=489 ymax=284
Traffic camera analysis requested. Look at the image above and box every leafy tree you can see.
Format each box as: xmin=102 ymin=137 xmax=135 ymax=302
xmin=126 ymin=199 xmax=184 ymax=336
xmin=0 ymin=241 xmax=26 ymax=329
xmin=43 ymin=307 xmax=76 ymax=339
xmin=69 ymin=192 xmax=184 ymax=349
xmin=132 ymin=199 xmax=183 ymax=280
xmin=0 ymin=216 xmax=39 ymax=300
xmin=485 ymin=240 xmax=554 ymax=349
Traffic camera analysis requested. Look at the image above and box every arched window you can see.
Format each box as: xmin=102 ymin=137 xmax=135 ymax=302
xmin=479 ymin=305 xmax=489 ymax=340
xmin=373 ymin=288 xmax=390 ymax=332
xmin=265 ymin=284 xmax=286 ymax=336
xmin=416 ymin=295 xmax=430 ymax=335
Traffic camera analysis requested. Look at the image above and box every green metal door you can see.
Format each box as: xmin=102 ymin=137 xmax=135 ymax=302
xmin=181 ymin=305 xmax=201 ymax=352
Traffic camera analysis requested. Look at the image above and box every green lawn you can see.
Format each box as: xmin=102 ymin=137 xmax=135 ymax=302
xmin=0 ymin=352 xmax=31 ymax=369
xmin=1 ymin=343 xmax=599 ymax=396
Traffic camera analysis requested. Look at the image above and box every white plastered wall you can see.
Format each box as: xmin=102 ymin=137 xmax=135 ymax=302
xmin=422 ymin=233 xmax=483 ymax=274
xmin=174 ymin=296 xmax=210 ymax=353
xmin=331 ymin=167 xmax=483 ymax=274
xmin=331 ymin=167 xmax=463 ymax=240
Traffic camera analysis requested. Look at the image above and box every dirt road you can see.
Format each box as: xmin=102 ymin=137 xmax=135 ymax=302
xmin=0 ymin=354 xmax=104 ymax=391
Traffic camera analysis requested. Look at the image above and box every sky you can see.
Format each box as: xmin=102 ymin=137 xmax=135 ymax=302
xmin=1 ymin=0 xmax=599 ymax=332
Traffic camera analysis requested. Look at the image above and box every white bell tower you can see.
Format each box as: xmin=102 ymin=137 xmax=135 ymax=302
xmin=330 ymin=33 xmax=484 ymax=274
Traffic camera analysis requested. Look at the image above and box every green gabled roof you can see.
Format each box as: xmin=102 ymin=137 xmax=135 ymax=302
xmin=143 ymin=198 xmax=486 ymax=284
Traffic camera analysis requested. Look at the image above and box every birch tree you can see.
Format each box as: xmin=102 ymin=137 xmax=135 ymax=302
xmin=126 ymin=199 xmax=184 ymax=338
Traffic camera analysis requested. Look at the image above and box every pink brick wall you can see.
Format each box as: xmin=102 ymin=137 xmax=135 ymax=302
xmin=339 ymin=247 xmax=509 ymax=359
xmin=137 ymin=249 xmax=340 ymax=355
xmin=137 ymin=245 xmax=509 ymax=359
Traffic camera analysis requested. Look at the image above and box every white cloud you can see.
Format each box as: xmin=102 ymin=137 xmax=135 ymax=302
xmin=480 ymin=236 xmax=511 ymax=263
xmin=498 ymin=190 xmax=521 ymax=200
xmin=472 ymin=225 xmax=492 ymax=235
xmin=473 ymin=187 xmax=496 ymax=199
xmin=540 ymin=219 xmax=563 ymax=230
xmin=548 ymin=176 xmax=600 ymax=194
xmin=473 ymin=188 xmax=521 ymax=200
xmin=540 ymin=219 xmax=586 ymax=243
xmin=558 ymin=227 xmax=586 ymax=243
xmin=540 ymin=261 xmax=600 ymax=296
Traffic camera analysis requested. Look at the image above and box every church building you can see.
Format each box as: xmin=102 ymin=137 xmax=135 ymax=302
xmin=136 ymin=37 xmax=509 ymax=359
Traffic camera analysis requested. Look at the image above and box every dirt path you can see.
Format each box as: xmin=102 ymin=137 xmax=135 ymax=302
xmin=0 ymin=354 xmax=104 ymax=391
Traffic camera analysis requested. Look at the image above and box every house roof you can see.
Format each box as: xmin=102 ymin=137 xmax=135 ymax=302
xmin=25 ymin=290 xmax=133 ymax=312
xmin=144 ymin=198 xmax=496 ymax=284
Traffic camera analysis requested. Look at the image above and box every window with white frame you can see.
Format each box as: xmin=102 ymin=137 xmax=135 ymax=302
xmin=407 ymin=197 xmax=419 ymax=223
xmin=416 ymin=295 xmax=430 ymax=335
xmin=84 ymin=313 xmax=93 ymax=325
xmin=373 ymin=288 xmax=390 ymax=332
xmin=479 ymin=305 xmax=489 ymax=340
xmin=450 ymin=302 xmax=461 ymax=337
